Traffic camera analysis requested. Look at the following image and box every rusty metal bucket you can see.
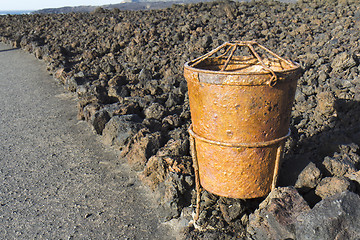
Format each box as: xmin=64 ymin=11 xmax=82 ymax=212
xmin=184 ymin=41 xmax=302 ymax=216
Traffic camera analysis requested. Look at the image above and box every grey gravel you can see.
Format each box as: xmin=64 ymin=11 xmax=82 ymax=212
xmin=0 ymin=43 xmax=175 ymax=239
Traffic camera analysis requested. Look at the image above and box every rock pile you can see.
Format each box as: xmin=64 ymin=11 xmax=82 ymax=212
xmin=1 ymin=0 xmax=360 ymax=238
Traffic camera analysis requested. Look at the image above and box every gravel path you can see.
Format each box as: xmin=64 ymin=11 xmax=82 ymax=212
xmin=0 ymin=43 xmax=174 ymax=239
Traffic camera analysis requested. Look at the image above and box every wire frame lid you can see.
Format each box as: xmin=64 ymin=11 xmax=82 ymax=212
xmin=185 ymin=41 xmax=301 ymax=86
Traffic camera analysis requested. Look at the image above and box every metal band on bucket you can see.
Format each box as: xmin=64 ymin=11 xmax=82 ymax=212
xmin=188 ymin=124 xmax=290 ymax=148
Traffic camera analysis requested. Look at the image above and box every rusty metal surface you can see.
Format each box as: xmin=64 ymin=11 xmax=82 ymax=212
xmin=184 ymin=41 xmax=302 ymax=199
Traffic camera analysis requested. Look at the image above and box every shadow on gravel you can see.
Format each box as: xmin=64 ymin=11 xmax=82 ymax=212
xmin=279 ymin=99 xmax=360 ymax=186
xmin=0 ymin=47 xmax=20 ymax=53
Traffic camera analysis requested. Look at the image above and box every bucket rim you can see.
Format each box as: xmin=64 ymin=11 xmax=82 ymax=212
xmin=184 ymin=60 xmax=302 ymax=76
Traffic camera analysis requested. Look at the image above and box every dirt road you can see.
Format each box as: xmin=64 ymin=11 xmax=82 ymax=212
xmin=0 ymin=43 xmax=174 ymax=239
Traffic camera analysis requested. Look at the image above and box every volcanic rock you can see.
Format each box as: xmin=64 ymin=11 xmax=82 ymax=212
xmin=247 ymin=187 xmax=310 ymax=240
xmin=144 ymin=102 xmax=165 ymax=120
xmin=315 ymin=176 xmax=353 ymax=199
xmin=315 ymin=91 xmax=336 ymax=116
xmin=331 ymin=52 xmax=357 ymax=73
xmin=125 ymin=130 xmax=162 ymax=171
xmin=294 ymin=162 xmax=322 ymax=191
xmin=102 ymin=114 xmax=142 ymax=147
xmin=295 ymin=191 xmax=360 ymax=240
xmin=141 ymin=155 xmax=168 ymax=190
xmin=322 ymin=154 xmax=357 ymax=177
xmin=82 ymin=102 xmax=100 ymax=122
xmin=91 ymin=109 xmax=111 ymax=135
xmin=219 ymin=198 xmax=246 ymax=224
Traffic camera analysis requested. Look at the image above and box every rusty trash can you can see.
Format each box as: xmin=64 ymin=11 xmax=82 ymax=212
xmin=184 ymin=41 xmax=302 ymax=219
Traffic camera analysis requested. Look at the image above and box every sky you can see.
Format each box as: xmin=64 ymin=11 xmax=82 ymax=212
xmin=0 ymin=0 xmax=124 ymax=11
